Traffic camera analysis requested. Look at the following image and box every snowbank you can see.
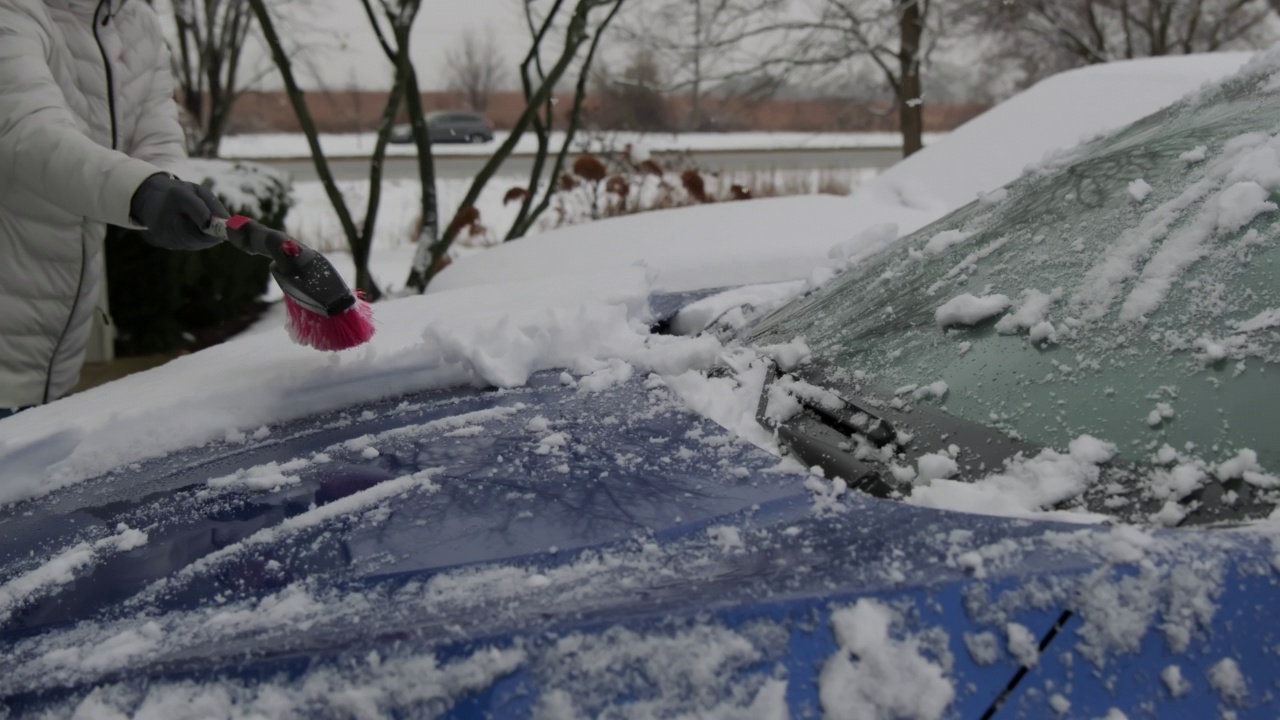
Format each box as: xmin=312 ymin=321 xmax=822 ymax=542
xmin=429 ymin=195 xmax=934 ymax=296
xmin=0 ymin=269 xmax=713 ymax=506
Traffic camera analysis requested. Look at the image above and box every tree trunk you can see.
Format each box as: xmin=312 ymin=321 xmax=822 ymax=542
xmin=246 ymin=0 xmax=379 ymax=298
xmin=690 ymin=0 xmax=702 ymax=131
xmin=898 ymin=0 xmax=924 ymax=157
xmin=407 ymin=0 xmax=611 ymax=292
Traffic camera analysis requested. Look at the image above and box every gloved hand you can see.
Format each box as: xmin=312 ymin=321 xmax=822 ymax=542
xmin=129 ymin=173 xmax=228 ymax=251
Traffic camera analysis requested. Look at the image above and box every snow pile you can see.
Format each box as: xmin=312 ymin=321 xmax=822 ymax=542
xmin=431 ymin=195 xmax=933 ymax=297
xmin=934 ymin=293 xmax=1011 ymax=327
xmin=1127 ymin=178 xmax=1153 ymax=202
xmin=995 ymin=288 xmax=1061 ymax=344
xmin=908 ymin=436 xmax=1116 ymax=522
xmin=1161 ymin=664 xmax=1192 ymax=697
xmin=0 ymin=268 xmax=712 ymax=506
xmin=535 ymin=624 xmax=788 ymax=720
xmin=922 ymin=229 xmax=973 ymax=255
xmin=916 ymin=453 xmax=959 ymax=484
xmin=0 ymin=525 xmax=147 ymax=625
xmin=963 ymin=632 xmax=1000 ymax=665
xmin=670 ymin=280 xmax=807 ymax=336
xmin=1006 ymin=622 xmax=1039 ymax=667
xmin=206 ymin=458 xmax=311 ymax=491
xmin=820 ymin=599 xmax=954 ymax=720
xmin=1207 ymin=657 xmax=1248 ymax=706
xmin=52 ymin=645 xmax=526 ymax=719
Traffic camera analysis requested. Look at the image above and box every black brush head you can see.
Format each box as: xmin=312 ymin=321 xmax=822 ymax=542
xmin=216 ymin=216 xmax=359 ymax=318
xmin=271 ymin=253 xmax=357 ymax=318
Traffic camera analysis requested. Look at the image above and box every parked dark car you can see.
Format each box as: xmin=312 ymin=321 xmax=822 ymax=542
xmin=390 ymin=111 xmax=495 ymax=144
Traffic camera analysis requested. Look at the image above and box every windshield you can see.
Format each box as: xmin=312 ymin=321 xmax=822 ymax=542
xmin=754 ymin=62 xmax=1280 ymax=472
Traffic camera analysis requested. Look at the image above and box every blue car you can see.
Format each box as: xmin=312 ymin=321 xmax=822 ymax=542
xmin=3 ymin=58 xmax=1280 ymax=718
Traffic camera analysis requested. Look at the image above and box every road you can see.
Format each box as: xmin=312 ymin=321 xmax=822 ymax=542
xmin=259 ymin=145 xmax=905 ymax=183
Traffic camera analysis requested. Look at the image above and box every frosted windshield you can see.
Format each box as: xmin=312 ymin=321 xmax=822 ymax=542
xmin=755 ymin=65 xmax=1280 ymax=470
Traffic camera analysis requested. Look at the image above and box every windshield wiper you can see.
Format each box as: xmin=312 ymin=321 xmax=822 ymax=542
xmin=755 ymin=365 xmax=900 ymax=498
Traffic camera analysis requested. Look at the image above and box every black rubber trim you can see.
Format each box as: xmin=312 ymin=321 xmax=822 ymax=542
xmin=979 ymin=610 xmax=1074 ymax=720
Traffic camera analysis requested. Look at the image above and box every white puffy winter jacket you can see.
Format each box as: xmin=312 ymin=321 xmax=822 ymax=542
xmin=0 ymin=0 xmax=187 ymax=408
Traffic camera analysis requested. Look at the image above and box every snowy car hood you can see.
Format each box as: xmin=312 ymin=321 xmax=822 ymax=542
xmin=3 ymin=371 xmax=1279 ymax=717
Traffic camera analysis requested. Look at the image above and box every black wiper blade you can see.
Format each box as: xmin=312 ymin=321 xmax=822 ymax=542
xmin=802 ymin=393 xmax=898 ymax=447
xmin=755 ymin=364 xmax=901 ymax=499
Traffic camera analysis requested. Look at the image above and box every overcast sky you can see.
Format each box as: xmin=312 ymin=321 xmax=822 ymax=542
xmin=217 ymin=0 xmax=598 ymax=92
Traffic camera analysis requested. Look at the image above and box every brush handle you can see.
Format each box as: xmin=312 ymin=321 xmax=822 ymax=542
xmin=207 ymin=215 xmax=317 ymax=271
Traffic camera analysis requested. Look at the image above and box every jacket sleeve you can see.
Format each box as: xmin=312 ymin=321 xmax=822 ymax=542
xmin=0 ymin=11 xmax=161 ymax=228
xmin=126 ymin=8 xmax=188 ymax=172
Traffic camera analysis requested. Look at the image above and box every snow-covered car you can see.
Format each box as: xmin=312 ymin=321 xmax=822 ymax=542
xmin=3 ymin=54 xmax=1280 ymax=718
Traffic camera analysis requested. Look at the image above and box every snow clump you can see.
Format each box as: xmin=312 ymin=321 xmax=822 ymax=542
xmin=820 ymin=599 xmax=954 ymax=720
xmin=1127 ymin=178 xmax=1153 ymax=202
xmin=935 ymin=293 xmax=1012 ymax=328
xmin=1006 ymin=623 xmax=1039 ymax=667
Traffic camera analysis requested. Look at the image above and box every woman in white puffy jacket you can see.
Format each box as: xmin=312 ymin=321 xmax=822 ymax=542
xmin=0 ymin=0 xmax=227 ymax=417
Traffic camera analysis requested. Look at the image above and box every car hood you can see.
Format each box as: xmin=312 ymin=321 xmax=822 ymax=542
xmin=3 ymin=368 xmax=1279 ymax=718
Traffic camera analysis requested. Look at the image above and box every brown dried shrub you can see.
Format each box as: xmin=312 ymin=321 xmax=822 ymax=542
xmin=638 ymin=159 xmax=664 ymax=176
xmin=447 ymin=205 xmax=480 ymax=237
xmin=573 ymin=155 xmax=607 ymax=183
xmin=605 ymin=175 xmax=630 ymax=198
xmin=681 ymin=170 xmax=709 ymax=203
xmin=559 ymin=173 xmax=580 ymax=191
xmin=729 ymin=184 xmax=752 ymax=201
xmin=503 ymin=187 xmax=528 ymax=206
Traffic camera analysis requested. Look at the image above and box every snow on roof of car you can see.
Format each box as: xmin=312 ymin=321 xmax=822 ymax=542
xmin=867 ymin=52 xmax=1254 ymax=213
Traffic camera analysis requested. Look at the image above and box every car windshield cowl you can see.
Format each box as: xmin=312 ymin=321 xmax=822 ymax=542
xmin=759 ymin=360 xmax=1275 ymax=527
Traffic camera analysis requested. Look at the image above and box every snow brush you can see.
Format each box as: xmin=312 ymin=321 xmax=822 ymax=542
xmin=207 ymin=215 xmax=375 ymax=351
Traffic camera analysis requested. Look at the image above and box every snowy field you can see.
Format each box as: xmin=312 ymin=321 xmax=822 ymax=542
xmin=221 ymin=131 xmax=946 ymax=161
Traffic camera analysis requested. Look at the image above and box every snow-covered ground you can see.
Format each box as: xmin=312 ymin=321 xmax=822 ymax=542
xmin=221 ymin=131 xmax=945 ymax=161
xmin=284 ymin=166 xmax=877 ymax=251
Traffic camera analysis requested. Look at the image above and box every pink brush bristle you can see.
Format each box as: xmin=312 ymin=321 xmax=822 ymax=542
xmin=283 ymin=292 xmax=375 ymax=351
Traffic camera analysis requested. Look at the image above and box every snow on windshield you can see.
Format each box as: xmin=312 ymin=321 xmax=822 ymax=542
xmin=752 ymin=47 xmax=1280 ymax=527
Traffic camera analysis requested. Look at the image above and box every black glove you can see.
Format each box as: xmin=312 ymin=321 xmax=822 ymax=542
xmin=129 ymin=173 xmax=228 ymax=251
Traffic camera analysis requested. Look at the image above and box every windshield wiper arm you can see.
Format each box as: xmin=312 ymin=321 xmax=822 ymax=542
xmin=756 ymin=365 xmax=900 ymax=498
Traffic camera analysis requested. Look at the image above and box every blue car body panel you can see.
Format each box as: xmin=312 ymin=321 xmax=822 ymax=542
xmin=2 ymin=366 xmax=1278 ymax=717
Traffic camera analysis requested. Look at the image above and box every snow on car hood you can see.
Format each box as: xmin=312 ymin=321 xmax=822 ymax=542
xmin=0 ymin=268 xmax=717 ymax=507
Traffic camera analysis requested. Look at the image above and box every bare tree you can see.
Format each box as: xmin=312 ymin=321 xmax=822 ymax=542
xmin=591 ymin=49 xmax=674 ymax=132
xmin=406 ymin=0 xmax=627 ymax=292
xmin=151 ymin=0 xmax=256 ymax=157
xmin=966 ymin=0 xmax=1278 ymax=86
xmin=505 ymin=0 xmax=625 ymax=240
xmin=616 ymin=0 xmax=789 ymax=130
xmin=445 ymin=27 xmax=509 ymax=112
xmin=247 ymin=0 xmax=432 ymax=299
xmin=753 ymin=1 xmax=940 ymax=157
